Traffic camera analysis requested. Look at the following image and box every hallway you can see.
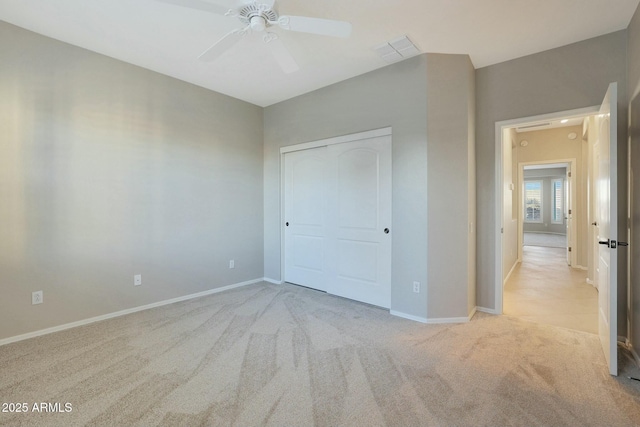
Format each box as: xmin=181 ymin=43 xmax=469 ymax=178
xmin=503 ymin=246 xmax=598 ymax=334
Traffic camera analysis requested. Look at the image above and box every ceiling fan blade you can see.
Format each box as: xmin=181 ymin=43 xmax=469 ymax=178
xmin=155 ymin=0 xmax=232 ymax=15
xmin=199 ymin=28 xmax=246 ymax=61
xmin=278 ymin=15 xmax=352 ymax=38
xmin=266 ymin=36 xmax=299 ymax=74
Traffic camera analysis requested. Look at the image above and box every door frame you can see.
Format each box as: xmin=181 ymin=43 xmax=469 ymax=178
xmin=494 ymin=107 xmax=598 ymax=314
xmin=517 ymin=159 xmax=577 ymax=265
xmin=279 ymin=127 xmax=392 ymax=283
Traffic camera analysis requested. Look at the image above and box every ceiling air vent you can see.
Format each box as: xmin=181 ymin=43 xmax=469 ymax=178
xmin=374 ymin=35 xmax=421 ymax=63
xmin=516 ymin=122 xmax=551 ymax=131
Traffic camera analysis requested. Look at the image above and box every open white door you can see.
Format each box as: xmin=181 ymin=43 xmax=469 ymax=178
xmin=596 ymin=82 xmax=618 ymax=376
xmin=565 ymin=166 xmax=572 ymax=265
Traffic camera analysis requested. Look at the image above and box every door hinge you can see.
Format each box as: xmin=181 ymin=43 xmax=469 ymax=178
xmin=568 ymin=209 xmax=572 ymax=214
xmin=568 ymin=247 xmax=572 ymax=252
xmin=568 ymin=171 xmax=572 ymax=178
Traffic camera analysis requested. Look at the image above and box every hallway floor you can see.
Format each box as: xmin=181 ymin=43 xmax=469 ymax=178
xmin=503 ymin=246 xmax=598 ymax=334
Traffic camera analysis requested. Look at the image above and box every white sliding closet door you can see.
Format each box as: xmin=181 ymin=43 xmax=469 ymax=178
xmin=283 ymin=132 xmax=392 ymax=308
xmin=326 ymin=136 xmax=392 ymax=308
xmin=284 ymin=147 xmax=327 ymax=291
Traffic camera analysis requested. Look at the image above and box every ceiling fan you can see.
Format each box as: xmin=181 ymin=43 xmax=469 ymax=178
xmin=157 ymin=0 xmax=352 ymax=73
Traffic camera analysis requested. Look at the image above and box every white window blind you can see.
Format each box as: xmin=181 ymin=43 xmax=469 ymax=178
xmin=524 ymin=181 xmax=542 ymax=223
xmin=552 ymin=179 xmax=563 ymax=224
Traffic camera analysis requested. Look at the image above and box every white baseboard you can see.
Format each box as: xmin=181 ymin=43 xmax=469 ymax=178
xmin=503 ymin=260 xmax=519 ymax=287
xmin=390 ymin=310 xmax=428 ymax=323
xmin=586 ymin=278 xmax=594 ymax=285
xmin=468 ymin=306 xmax=477 ymax=319
xmin=524 ymin=231 xmax=566 ymax=235
xmin=476 ymin=306 xmax=498 ymax=315
xmin=574 ymin=265 xmax=587 ymax=271
xmin=425 ymin=315 xmax=473 ymax=324
xmin=0 ymin=278 xmax=263 ymax=347
xmin=263 ymin=277 xmax=284 ymax=285
xmin=392 ymin=307 xmax=477 ymax=324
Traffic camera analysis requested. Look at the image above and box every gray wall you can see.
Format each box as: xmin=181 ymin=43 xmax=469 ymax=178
xmin=628 ymin=4 xmax=640 ymax=359
xmin=264 ymin=55 xmax=430 ymax=319
xmin=426 ymin=54 xmax=476 ymax=318
xmin=0 ymin=22 xmax=264 ymax=340
xmin=475 ymin=31 xmax=628 ymax=335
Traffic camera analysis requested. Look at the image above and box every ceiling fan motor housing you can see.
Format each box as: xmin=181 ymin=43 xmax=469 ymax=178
xmin=239 ymin=3 xmax=278 ymax=32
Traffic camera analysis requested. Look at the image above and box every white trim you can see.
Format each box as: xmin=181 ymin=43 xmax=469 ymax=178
xmin=425 ymin=316 xmax=472 ymax=324
xmin=503 ymin=259 xmax=519 ymax=287
xmin=574 ymin=265 xmax=588 ymax=271
xmin=0 ymin=278 xmax=263 ymax=347
xmin=279 ymin=127 xmax=392 ymax=154
xmin=523 ymin=231 xmax=567 ymax=235
xmin=263 ymin=277 xmax=284 ymax=285
xmin=476 ymin=306 xmax=498 ymax=315
xmin=586 ymin=278 xmax=594 ymax=285
xmin=495 ymin=106 xmax=599 ymax=315
xmin=392 ymin=307 xmax=477 ymax=324
xmin=390 ymin=310 xmax=428 ymax=323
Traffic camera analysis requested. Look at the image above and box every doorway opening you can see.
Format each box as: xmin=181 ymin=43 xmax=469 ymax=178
xmin=521 ymin=162 xmax=572 ymax=263
xmin=501 ymin=118 xmax=598 ymax=334
xmin=495 ymin=83 xmax=620 ymax=376
xmin=494 ymin=106 xmax=600 ymax=331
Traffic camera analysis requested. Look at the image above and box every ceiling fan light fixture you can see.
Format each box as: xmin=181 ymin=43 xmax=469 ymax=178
xmin=250 ymin=15 xmax=267 ymax=32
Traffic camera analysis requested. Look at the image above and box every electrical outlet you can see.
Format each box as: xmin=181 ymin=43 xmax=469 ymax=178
xmin=134 ymin=274 xmax=142 ymax=286
xmin=32 ymin=290 xmax=43 ymax=305
xmin=229 ymin=260 xmax=235 ymax=269
xmin=413 ymin=281 xmax=420 ymax=293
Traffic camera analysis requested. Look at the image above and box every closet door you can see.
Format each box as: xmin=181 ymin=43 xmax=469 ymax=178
xmin=326 ymin=135 xmax=392 ymax=308
xmin=283 ymin=147 xmax=327 ymax=291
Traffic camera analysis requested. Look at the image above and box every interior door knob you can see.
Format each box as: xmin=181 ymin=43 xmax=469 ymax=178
xmin=286 ymin=222 xmax=289 ymax=226
xmin=384 ymin=228 xmax=389 ymax=234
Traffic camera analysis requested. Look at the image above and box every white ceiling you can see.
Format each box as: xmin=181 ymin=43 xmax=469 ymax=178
xmin=1 ymin=0 xmax=638 ymax=107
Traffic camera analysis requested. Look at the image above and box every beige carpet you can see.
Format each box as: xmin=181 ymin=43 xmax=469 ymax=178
xmin=504 ymin=246 xmax=598 ymax=334
xmin=523 ymin=232 xmax=567 ymax=249
xmin=1 ymin=282 xmax=639 ymax=427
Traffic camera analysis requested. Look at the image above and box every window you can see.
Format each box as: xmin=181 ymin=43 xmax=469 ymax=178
xmin=524 ymin=180 xmax=542 ymax=223
xmin=552 ymin=179 xmax=563 ymax=224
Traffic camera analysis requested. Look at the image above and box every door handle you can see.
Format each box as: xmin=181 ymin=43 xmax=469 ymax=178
xmin=592 ymin=222 xmax=598 ymax=226
xmin=286 ymin=222 xmax=289 ymax=227
xmin=384 ymin=228 xmax=390 ymax=234
xmin=598 ymin=239 xmax=610 ymax=247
